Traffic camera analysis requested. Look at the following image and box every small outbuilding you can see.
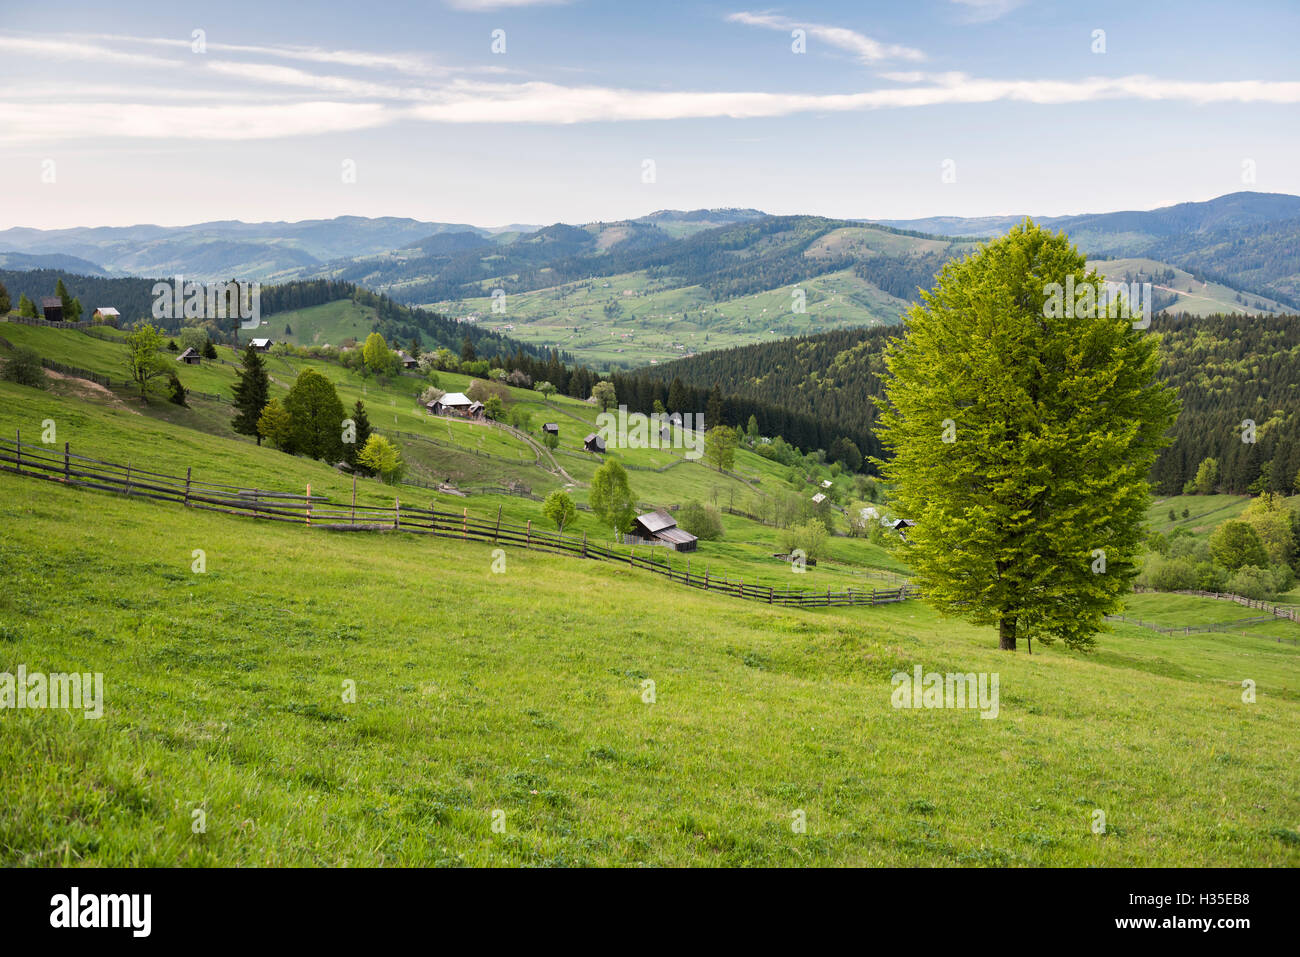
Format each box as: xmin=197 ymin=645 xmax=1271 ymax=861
xmin=92 ymin=307 xmax=120 ymax=322
xmin=250 ymin=338 xmax=274 ymax=352
xmin=41 ymin=297 xmax=63 ymax=322
xmin=177 ymin=347 xmax=202 ymax=365
xmin=811 ymin=492 xmax=827 ymax=505
xmin=629 ymin=509 xmax=698 ymax=552
xmin=398 ymin=351 xmax=419 ymax=369
xmin=543 ymin=423 xmax=559 ymax=436
xmin=583 ymin=433 xmax=606 ymax=453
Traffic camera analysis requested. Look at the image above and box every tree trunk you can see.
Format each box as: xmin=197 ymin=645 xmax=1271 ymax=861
xmin=998 ymin=615 xmax=1017 ymax=651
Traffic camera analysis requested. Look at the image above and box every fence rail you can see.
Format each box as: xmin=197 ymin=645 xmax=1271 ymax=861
xmin=0 ymin=433 xmax=919 ymax=611
xmin=1132 ymin=586 xmax=1299 ymax=622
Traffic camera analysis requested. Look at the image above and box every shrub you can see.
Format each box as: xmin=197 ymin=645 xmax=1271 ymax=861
xmin=677 ymin=502 xmax=724 ymax=541
xmin=1 ymin=347 xmax=46 ymax=389
xmin=1225 ymin=565 xmax=1271 ymax=601
xmin=1144 ymin=556 xmax=1197 ymax=592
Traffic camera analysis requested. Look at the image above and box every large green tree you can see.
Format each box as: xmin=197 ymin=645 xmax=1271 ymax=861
xmin=283 ymin=368 xmax=346 ymax=461
xmin=231 ymin=344 xmax=271 ymax=444
xmin=124 ymin=323 xmax=171 ymax=401
xmin=874 ymin=222 xmax=1179 ymax=651
xmin=588 ymin=460 xmax=636 ymax=540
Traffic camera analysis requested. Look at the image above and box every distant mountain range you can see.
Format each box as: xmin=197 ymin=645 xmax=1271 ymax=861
xmin=1 ymin=193 xmax=1296 ymax=368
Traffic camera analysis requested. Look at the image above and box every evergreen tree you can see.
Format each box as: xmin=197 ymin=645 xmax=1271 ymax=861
xmin=461 ymin=336 xmax=476 ymax=363
xmin=17 ymin=294 xmax=38 ymax=318
xmin=874 ymin=222 xmax=1179 ymax=651
xmin=231 ymin=344 xmax=271 ymax=444
xmin=0 ymin=280 xmax=10 ymax=314
xmin=345 ymin=399 xmax=374 ymax=473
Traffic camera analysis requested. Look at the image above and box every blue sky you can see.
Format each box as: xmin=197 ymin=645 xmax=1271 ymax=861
xmin=3 ymin=0 xmax=1298 ymax=229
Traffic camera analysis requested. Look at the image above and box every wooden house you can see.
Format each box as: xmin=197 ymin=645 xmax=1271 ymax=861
xmin=583 ymin=433 xmax=606 ymax=453
xmin=629 ymin=509 xmax=698 ymax=552
xmin=177 ymin=347 xmax=202 ymax=365
xmin=40 ymin=297 xmax=63 ymax=322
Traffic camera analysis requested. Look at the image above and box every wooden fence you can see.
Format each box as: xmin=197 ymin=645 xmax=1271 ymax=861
xmin=0 ymin=434 xmax=918 ymax=611
xmin=1132 ymin=586 xmax=1299 ymax=623
xmin=1105 ymin=612 xmax=1298 ymax=644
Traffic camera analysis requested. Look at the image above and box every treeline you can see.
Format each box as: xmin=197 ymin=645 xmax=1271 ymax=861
xmin=0 ymin=269 xmax=159 ymax=324
xmin=1148 ymin=313 xmax=1300 ymax=495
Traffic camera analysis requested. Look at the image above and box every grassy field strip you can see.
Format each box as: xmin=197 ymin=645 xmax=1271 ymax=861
xmin=3 ymin=471 xmax=1298 ymax=865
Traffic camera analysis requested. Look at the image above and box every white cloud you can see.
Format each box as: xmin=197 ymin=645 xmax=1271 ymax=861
xmin=727 ymin=11 xmax=926 ymax=63
xmin=78 ymin=33 xmax=440 ymax=75
xmin=4 ymin=30 xmax=1300 ymax=145
xmin=0 ymin=34 xmax=179 ymax=68
xmin=0 ymin=101 xmax=391 ymax=144
xmin=950 ymin=0 xmax=1029 ymax=22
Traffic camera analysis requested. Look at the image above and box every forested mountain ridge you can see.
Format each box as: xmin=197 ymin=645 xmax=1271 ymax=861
xmin=626 ymin=313 xmax=1300 ymax=496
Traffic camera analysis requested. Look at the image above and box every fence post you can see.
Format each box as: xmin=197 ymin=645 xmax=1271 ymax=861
xmin=581 ymin=532 xmax=587 ymax=558
xmin=463 ymin=508 xmax=468 ymax=540
xmin=526 ymin=520 xmax=531 ymax=546
xmin=768 ymin=586 xmax=773 ymax=604
xmin=351 ymin=472 xmax=357 ymax=525
xmin=184 ymin=466 xmax=191 ymax=505
xmin=306 ymin=484 xmax=312 ymax=525
xmin=495 ymin=506 xmax=502 ymax=543
xmin=395 ymin=498 xmax=400 ymax=529
xmin=13 ymin=429 xmax=18 ymax=473
xmin=125 ymin=462 xmax=132 ymax=495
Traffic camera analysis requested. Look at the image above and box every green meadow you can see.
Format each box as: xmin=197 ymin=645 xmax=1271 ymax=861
xmin=2 ymin=323 xmax=1298 ymax=866
xmin=2 ymin=468 xmax=1298 ymax=866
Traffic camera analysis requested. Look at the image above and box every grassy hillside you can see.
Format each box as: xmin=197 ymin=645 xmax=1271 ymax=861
xmin=2 ymin=465 xmax=1298 ymax=866
xmin=262 ymin=300 xmax=382 ymax=348
xmin=1092 ymin=257 xmax=1290 ymax=317
xmin=425 ymin=268 xmax=909 ymax=369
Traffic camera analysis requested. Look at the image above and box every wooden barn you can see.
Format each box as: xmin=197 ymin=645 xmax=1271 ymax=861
xmin=583 ymin=433 xmax=606 ymax=453
xmin=92 ymin=307 xmax=119 ymax=323
xmin=543 ymin=423 xmax=559 ymax=436
xmin=398 ymin=351 xmax=419 ymax=369
xmin=40 ymin=297 xmax=63 ymax=322
xmin=629 ymin=509 xmax=698 ymax=552
xmin=893 ymin=518 xmax=916 ymax=542
xmin=177 ymin=347 xmax=202 ymax=365
xmin=250 ymin=338 xmax=274 ymax=352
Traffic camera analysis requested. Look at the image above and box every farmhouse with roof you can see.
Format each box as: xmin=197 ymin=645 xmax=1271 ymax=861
xmin=250 ymin=338 xmax=274 ymax=352
xmin=177 ymin=347 xmax=202 ymax=365
xmin=628 ymin=509 xmax=698 ymax=552
xmin=92 ymin=307 xmax=119 ymax=323
xmin=427 ymin=392 xmax=484 ymax=419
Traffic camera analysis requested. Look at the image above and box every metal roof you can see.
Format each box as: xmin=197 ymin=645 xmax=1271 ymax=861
xmin=636 ymin=509 xmax=677 ymax=533
xmin=438 ymin=392 xmax=472 ymax=406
